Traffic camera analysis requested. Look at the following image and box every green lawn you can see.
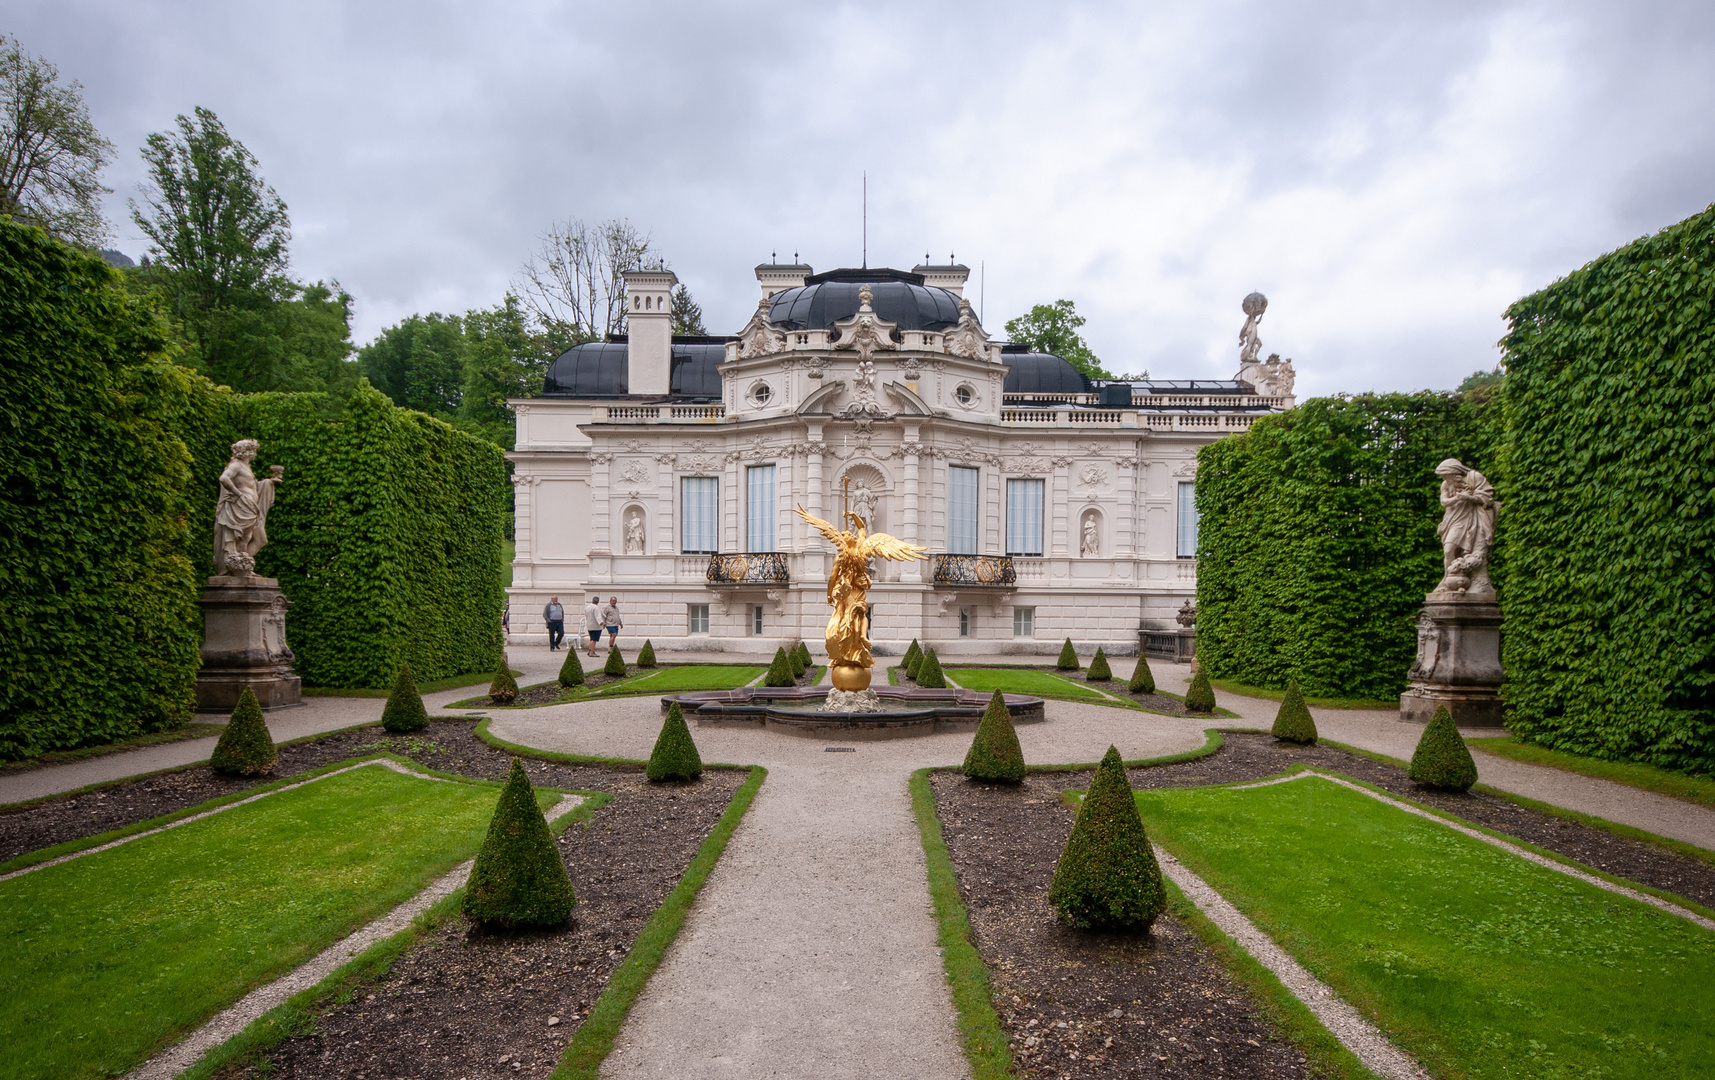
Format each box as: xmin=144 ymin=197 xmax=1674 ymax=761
xmin=0 ymin=763 xmax=548 ymax=1080
xmin=944 ymin=667 xmax=1115 ymax=703
xmin=1467 ymin=737 xmax=1715 ymax=812
xmin=1134 ymin=776 xmax=1715 ymax=1080
xmin=589 ymin=665 xmax=765 ymax=696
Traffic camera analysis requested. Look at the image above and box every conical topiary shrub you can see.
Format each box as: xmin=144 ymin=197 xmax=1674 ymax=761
xmin=1408 ymin=706 xmax=1479 ymax=791
xmin=916 ymin=646 xmax=947 ymax=689
xmin=795 ymin=641 xmax=812 ymax=667
xmin=647 ymin=701 xmax=703 ymax=782
xmin=1056 ymin=638 xmax=1080 ymax=671
xmin=786 ymin=644 xmax=806 ymax=678
xmin=463 ymin=758 xmax=575 ymax=929
xmin=638 ymin=640 xmax=657 ymax=668
xmin=963 ymin=690 xmax=1026 ymax=783
xmin=903 ymin=639 xmax=922 ymax=679
xmin=1087 ymin=648 xmax=1112 ymax=682
xmin=558 ymin=647 xmax=585 ymax=689
xmin=1271 ymin=678 xmax=1317 ymax=744
xmin=764 ymin=646 xmax=795 ymax=687
xmin=604 ymin=646 xmax=627 ymax=677
xmin=1185 ymin=668 xmax=1216 ymax=713
xmin=211 ymin=687 xmax=277 ymax=775
xmin=1128 ymin=653 xmax=1156 ymax=695
xmin=381 ymin=662 xmax=429 ymax=733
xmin=489 ymin=665 xmax=519 ymax=704
xmin=1050 ymin=746 xmax=1166 ymax=931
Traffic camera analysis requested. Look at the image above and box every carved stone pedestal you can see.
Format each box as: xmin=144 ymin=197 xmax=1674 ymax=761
xmin=195 ymin=574 xmax=302 ymax=712
xmin=1400 ymin=596 xmax=1503 ymax=729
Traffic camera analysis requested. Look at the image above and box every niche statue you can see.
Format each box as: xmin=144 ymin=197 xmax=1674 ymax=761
xmin=213 ymin=439 xmax=283 ymax=577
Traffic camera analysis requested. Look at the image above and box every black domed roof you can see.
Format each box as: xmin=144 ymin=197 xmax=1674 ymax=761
xmin=1000 ymin=351 xmax=1092 ymax=394
xmin=767 ymin=268 xmax=962 ymax=333
xmin=541 ymin=342 xmax=728 ymax=398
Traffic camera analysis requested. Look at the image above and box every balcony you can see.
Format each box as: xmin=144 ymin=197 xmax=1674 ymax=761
xmin=706 ymin=552 xmax=790 ymax=586
xmin=930 ymin=554 xmax=1017 ymax=587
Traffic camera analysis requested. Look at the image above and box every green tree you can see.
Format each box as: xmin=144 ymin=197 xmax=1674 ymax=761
xmin=647 ymin=701 xmax=703 ymax=782
xmin=381 ymin=662 xmax=429 ymax=733
xmin=514 ymin=217 xmax=654 ymax=344
xmin=1271 ymin=678 xmax=1317 ymax=744
xmin=211 ymin=688 xmax=277 ymax=775
xmin=1185 ymin=669 xmax=1216 ymax=713
xmin=1049 ymin=746 xmax=1165 ymax=930
xmin=1004 ymin=299 xmax=1108 ymax=379
xmin=358 ymin=312 xmax=467 ymax=417
xmin=129 ymin=107 xmax=354 ymax=393
xmin=1408 ymin=707 xmax=1478 ymax=791
xmin=670 ymin=283 xmax=706 ymax=335
xmin=963 ymin=690 xmax=1026 ymax=783
xmin=0 ymin=36 xmax=114 ymax=247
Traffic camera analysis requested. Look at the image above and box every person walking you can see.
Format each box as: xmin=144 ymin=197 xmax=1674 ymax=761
xmin=583 ymin=595 xmax=605 ymax=658
xmin=603 ymin=596 xmax=624 ymax=648
xmin=543 ymin=596 xmax=565 ymax=651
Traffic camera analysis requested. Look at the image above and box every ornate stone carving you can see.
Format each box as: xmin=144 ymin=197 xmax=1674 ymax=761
xmin=1080 ymin=511 xmax=1101 ymax=557
xmin=589 ymin=452 xmax=614 ymax=465
xmin=738 ymin=297 xmax=786 ymax=358
xmin=1176 ymin=600 xmax=1197 ymax=628
xmin=619 ymin=459 xmax=652 ymax=486
xmin=898 ymin=355 xmax=924 ymax=381
xmin=901 ymin=440 xmax=923 ymax=458
xmin=943 ymin=298 xmax=989 ymax=359
xmin=1172 ymin=460 xmax=1198 ymax=478
xmin=213 ymin=439 xmax=281 ymax=579
xmin=682 ymin=455 xmax=721 ymax=472
xmin=619 ymin=438 xmax=650 ymax=453
xmin=623 ymin=508 xmax=646 ymax=554
xmin=653 ymin=452 xmax=679 ymax=465
xmin=803 ymin=354 xmax=828 ymax=379
xmin=1077 ymin=464 xmax=1108 ymax=488
xmin=1239 ymin=292 xmax=1267 ymax=365
xmin=831 ymin=284 xmax=899 ymax=362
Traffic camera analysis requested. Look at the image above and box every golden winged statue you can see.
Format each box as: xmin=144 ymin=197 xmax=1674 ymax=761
xmin=795 ymin=505 xmax=927 ymax=691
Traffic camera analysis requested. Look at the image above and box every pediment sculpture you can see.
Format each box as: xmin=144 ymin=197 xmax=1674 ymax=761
xmin=738 ymin=297 xmax=786 ymax=358
xmin=831 ymin=284 xmax=899 ymax=362
xmin=944 ymin=299 xmax=989 ymax=359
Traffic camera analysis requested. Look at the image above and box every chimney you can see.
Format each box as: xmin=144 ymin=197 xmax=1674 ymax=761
xmin=622 ymin=268 xmax=677 ymax=396
xmin=912 ymin=260 xmax=970 ymax=297
xmin=755 ymin=259 xmax=812 ymax=303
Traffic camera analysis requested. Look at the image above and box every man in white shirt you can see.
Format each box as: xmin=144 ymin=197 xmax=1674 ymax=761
xmin=603 ymin=596 xmax=624 ymax=648
xmin=583 ymin=596 xmax=604 ymax=658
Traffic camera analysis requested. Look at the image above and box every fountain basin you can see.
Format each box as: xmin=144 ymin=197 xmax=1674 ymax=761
xmin=666 ymin=686 xmax=1045 ymax=737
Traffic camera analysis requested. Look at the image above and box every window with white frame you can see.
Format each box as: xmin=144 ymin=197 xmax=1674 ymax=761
xmin=1005 ymin=478 xmax=1044 ymax=556
xmin=1177 ymin=482 xmax=1199 ymax=558
xmin=1013 ymin=606 xmax=1035 ymax=637
xmin=681 ymin=477 xmax=718 ymax=553
xmin=746 ymin=464 xmax=777 ymax=552
xmin=959 ymin=607 xmax=971 ymax=637
xmin=687 ymin=604 xmax=710 ymax=634
xmin=751 ymin=605 xmax=764 ymax=635
xmin=948 ymin=465 xmax=980 ymax=555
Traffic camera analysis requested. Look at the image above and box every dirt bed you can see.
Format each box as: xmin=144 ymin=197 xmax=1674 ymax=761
xmin=219 ymin=765 xmax=743 ymax=1079
xmin=930 ymin=732 xmax=1715 ymax=1079
xmin=0 ymin=720 xmax=645 ymax=866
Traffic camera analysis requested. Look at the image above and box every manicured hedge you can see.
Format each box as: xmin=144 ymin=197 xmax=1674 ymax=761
xmin=0 ymin=220 xmax=202 ymax=758
xmin=232 ymin=384 xmax=507 ymax=687
xmin=1498 ymin=203 xmax=1715 ymax=770
xmin=1194 ymin=392 xmax=1501 ymax=700
xmin=0 ymin=220 xmax=507 ymax=756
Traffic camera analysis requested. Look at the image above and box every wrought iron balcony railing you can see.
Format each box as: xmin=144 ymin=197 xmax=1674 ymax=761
xmin=706 ymin=552 xmax=790 ymax=586
xmin=930 ymin=554 xmax=1017 ymax=587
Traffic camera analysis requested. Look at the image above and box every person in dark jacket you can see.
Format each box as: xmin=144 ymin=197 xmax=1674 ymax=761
xmin=543 ymin=596 xmax=565 ymax=651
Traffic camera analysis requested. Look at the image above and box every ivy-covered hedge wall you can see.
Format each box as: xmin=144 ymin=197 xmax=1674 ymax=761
xmin=1194 ymin=393 xmax=1501 ymax=701
xmin=233 ymin=385 xmax=508 ymax=688
xmin=0 ymin=219 xmax=507 ymax=757
xmin=1499 ymin=204 xmax=1715 ymax=771
xmin=0 ymin=221 xmax=202 ymax=758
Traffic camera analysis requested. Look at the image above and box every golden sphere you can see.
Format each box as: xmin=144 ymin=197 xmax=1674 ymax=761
xmin=830 ymin=663 xmax=871 ymax=692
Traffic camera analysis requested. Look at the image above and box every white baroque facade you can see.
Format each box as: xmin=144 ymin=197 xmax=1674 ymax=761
xmin=507 ymin=261 xmax=1292 ymax=656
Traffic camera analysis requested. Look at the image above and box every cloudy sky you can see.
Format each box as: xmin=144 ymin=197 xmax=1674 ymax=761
xmin=16 ymin=0 xmax=1715 ymax=395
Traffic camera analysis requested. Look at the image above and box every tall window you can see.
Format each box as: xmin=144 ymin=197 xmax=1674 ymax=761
xmin=948 ymin=465 xmax=980 ymax=554
xmin=1177 ymin=482 xmax=1199 ymax=558
xmin=747 ymin=464 xmax=777 ymax=551
xmin=681 ymin=477 xmax=718 ymax=553
xmin=1005 ymin=478 xmax=1044 ymax=556
xmin=751 ymin=605 xmax=764 ymax=635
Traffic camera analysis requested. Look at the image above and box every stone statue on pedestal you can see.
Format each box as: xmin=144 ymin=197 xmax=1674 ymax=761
xmin=196 ymin=438 xmax=301 ymax=712
xmin=213 ymin=439 xmax=282 ymax=576
xmin=1401 ymin=457 xmax=1504 ymax=729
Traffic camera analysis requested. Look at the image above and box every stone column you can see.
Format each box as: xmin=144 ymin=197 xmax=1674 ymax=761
xmin=902 ymin=423 xmax=922 ymax=584
xmin=1400 ymin=596 xmax=1505 ymax=729
xmin=805 ymin=433 xmax=825 ymax=583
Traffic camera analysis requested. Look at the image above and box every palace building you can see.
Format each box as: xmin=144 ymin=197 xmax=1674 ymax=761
xmin=506 ymin=261 xmax=1295 ymax=657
